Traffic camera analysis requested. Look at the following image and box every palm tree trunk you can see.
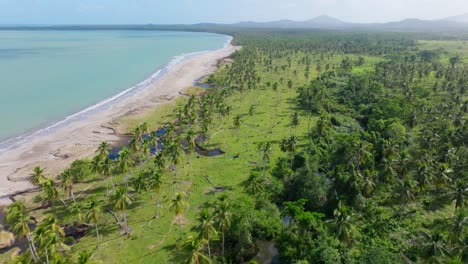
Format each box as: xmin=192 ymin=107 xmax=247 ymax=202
xmin=221 ymin=231 xmax=225 ymax=258
xmin=95 ymin=224 xmax=100 ymax=249
xmin=178 ymin=215 xmax=182 ymax=239
xmin=207 ymin=239 xmax=212 ymax=258
xmin=27 ymin=234 xmax=40 ymax=262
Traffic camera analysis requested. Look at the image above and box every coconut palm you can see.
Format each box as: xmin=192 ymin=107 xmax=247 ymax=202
xmin=100 ymin=155 xmax=114 ymax=190
xmin=141 ymin=138 xmax=151 ymax=159
xmin=243 ymin=171 xmax=266 ymax=197
xmin=33 ymin=215 xmax=68 ymax=262
xmin=59 ymin=170 xmax=75 ymax=202
xmin=213 ymin=196 xmax=231 ymax=258
xmin=179 ymin=235 xmax=211 ymax=264
xmin=154 ymin=151 xmax=166 ymax=170
xmin=97 ymin=141 xmax=111 ymax=158
xmin=446 ymin=179 xmax=467 ymax=211
xmin=67 ymin=202 xmax=84 ymax=225
xmin=40 ymin=178 xmax=60 ymax=207
xmin=84 ymin=197 xmax=102 ymax=248
xmin=194 ymin=209 xmax=217 ymax=258
xmin=169 ymin=192 xmax=189 ymax=238
xmin=148 ymin=170 xmax=164 ymax=218
xmin=257 ymin=142 xmax=272 ymax=173
xmin=130 ymin=171 xmax=148 ymax=194
xmin=333 ymin=201 xmax=354 ymax=246
xmin=76 ymin=251 xmax=102 ymax=264
xmin=30 ymin=166 xmax=46 ymax=186
xmin=109 ymin=186 xmax=133 ymax=234
xmin=185 ymin=129 xmax=196 ymax=153
xmin=6 ymin=201 xmax=40 ymax=262
xmin=118 ymin=147 xmax=133 ymax=186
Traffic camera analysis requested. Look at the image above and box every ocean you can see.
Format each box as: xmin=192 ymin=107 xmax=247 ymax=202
xmin=0 ymin=30 xmax=228 ymax=150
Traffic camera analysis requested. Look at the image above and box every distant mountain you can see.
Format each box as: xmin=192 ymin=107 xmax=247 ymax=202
xmin=232 ymin=15 xmax=347 ymax=29
xmin=1 ymin=14 xmax=468 ymax=33
xmin=369 ymin=18 xmax=468 ymax=31
xmin=443 ymin=13 xmax=468 ymax=24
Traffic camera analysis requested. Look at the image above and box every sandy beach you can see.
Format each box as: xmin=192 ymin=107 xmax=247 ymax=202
xmin=0 ymin=44 xmax=239 ymax=205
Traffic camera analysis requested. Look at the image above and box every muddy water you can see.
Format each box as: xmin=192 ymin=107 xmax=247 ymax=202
xmin=256 ymin=240 xmax=280 ymax=264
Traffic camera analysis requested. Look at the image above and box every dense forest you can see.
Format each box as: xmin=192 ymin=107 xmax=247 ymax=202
xmin=1 ymin=30 xmax=467 ymax=264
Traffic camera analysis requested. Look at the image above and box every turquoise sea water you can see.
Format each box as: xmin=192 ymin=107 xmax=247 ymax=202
xmin=0 ymin=30 xmax=227 ymax=148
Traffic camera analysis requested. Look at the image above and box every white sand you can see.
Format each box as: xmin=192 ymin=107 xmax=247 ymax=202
xmin=0 ymin=44 xmax=239 ymax=205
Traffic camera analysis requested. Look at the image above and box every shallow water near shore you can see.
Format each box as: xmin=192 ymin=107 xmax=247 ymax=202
xmin=0 ymin=30 xmax=228 ymax=151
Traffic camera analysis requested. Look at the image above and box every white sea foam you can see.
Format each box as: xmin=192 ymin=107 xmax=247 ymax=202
xmin=0 ymin=35 xmax=232 ymax=153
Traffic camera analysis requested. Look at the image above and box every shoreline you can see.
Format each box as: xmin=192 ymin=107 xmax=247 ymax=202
xmin=0 ymin=40 xmax=239 ymax=205
xmin=0 ymin=35 xmax=233 ymax=152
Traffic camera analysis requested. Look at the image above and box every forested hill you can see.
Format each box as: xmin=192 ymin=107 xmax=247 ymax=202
xmin=2 ymin=31 xmax=467 ymax=263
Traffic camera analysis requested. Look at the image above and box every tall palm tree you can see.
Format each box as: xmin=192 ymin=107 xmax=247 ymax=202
xmin=446 ymin=179 xmax=467 ymax=211
xmin=100 ymin=155 xmax=114 ymax=190
xmin=130 ymin=171 xmax=148 ymax=194
xmin=33 ymin=215 xmax=67 ymax=262
xmin=59 ymin=170 xmax=75 ymax=202
xmin=6 ymin=201 xmax=40 ymax=262
xmin=179 ymin=236 xmax=211 ymax=264
xmin=76 ymin=251 xmax=102 ymax=264
xmin=194 ymin=209 xmax=217 ymax=258
xmin=333 ymin=201 xmax=354 ymax=246
xmin=97 ymin=142 xmax=111 ymax=158
xmin=30 ymin=166 xmax=46 ymax=186
xmin=257 ymin=142 xmax=272 ymax=174
xmin=169 ymin=192 xmax=189 ymax=238
xmin=118 ymin=147 xmax=133 ymax=186
xmin=40 ymin=179 xmax=60 ymax=207
xmin=109 ymin=186 xmax=133 ymax=234
xmin=84 ymin=197 xmax=102 ymax=248
xmin=148 ymin=170 xmax=164 ymax=218
xmin=154 ymin=151 xmax=166 ymax=171
xmin=213 ymin=196 xmax=231 ymax=258
xmin=243 ymin=171 xmax=266 ymax=197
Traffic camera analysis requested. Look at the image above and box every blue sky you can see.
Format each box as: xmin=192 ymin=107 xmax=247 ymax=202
xmin=0 ymin=0 xmax=467 ymax=24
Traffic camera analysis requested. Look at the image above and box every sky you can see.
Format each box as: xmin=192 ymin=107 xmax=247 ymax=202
xmin=0 ymin=0 xmax=467 ymax=25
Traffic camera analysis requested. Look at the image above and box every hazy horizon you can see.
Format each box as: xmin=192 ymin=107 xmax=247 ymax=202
xmin=0 ymin=0 xmax=467 ymax=25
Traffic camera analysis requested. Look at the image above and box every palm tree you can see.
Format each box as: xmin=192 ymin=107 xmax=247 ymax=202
xmin=213 ymin=196 xmax=231 ymax=258
xmin=185 ymin=129 xmax=196 ymax=153
xmin=40 ymin=179 xmax=60 ymax=207
xmin=67 ymin=202 xmax=84 ymax=225
xmin=280 ymin=135 xmax=298 ymax=169
xmin=6 ymin=201 xmax=40 ymax=262
xmin=141 ymin=138 xmax=151 ymax=159
xmin=291 ymin=111 xmax=299 ymax=132
xmin=257 ymin=142 xmax=272 ymax=173
xmin=84 ymin=197 xmax=102 ymax=248
xmin=97 ymin=141 xmax=111 ymax=158
xmin=130 ymin=171 xmax=148 ymax=194
xmin=169 ymin=192 xmax=189 ymax=238
xmin=118 ymin=147 xmax=133 ymax=186
xmin=446 ymin=179 xmax=467 ymax=211
xmin=33 ymin=215 xmax=67 ymax=262
xmin=100 ymin=155 xmax=114 ymax=190
xmin=148 ymin=170 xmax=164 ymax=218
xmin=30 ymin=166 xmax=46 ymax=186
xmin=233 ymin=115 xmax=241 ymax=137
xmin=76 ymin=251 xmax=102 ymax=264
xmin=59 ymin=170 xmax=75 ymax=202
xmin=243 ymin=171 xmax=265 ymax=197
xmin=194 ymin=209 xmax=217 ymax=258
xmin=179 ymin=236 xmax=211 ymax=264
xmin=139 ymin=122 xmax=149 ymax=137
xmin=109 ymin=186 xmax=133 ymax=235
xmin=333 ymin=201 xmax=354 ymax=246
xmin=154 ymin=151 xmax=166 ymax=171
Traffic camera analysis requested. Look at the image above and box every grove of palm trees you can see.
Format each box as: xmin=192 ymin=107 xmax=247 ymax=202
xmin=1 ymin=30 xmax=467 ymax=263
